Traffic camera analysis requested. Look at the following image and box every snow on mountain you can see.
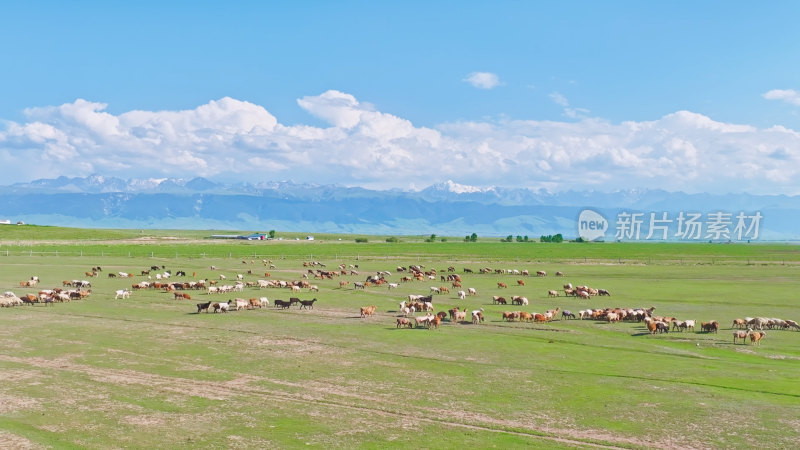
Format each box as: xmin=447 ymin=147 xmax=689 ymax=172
xmin=429 ymin=180 xmax=494 ymax=194
xmin=127 ymin=178 xmax=169 ymax=190
xmin=1 ymin=175 xmax=799 ymax=239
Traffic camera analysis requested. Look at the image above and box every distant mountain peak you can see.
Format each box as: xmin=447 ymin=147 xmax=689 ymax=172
xmin=184 ymin=177 xmax=219 ymax=191
xmin=427 ymin=180 xmax=495 ymax=194
xmin=0 ymin=174 xmax=797 ymax=239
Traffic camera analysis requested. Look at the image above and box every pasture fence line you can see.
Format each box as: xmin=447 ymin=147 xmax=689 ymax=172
xmin=0 ymin=249 xmax=798 ymax=267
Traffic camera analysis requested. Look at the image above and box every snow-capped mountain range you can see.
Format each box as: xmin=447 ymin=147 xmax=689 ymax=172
xmin=0 ymin=175 xmax=798 ymax=240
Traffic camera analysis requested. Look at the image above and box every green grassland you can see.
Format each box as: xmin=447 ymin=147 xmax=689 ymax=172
xmin=1 ymin=227 xmax=799 ymax=448
xmin=3 ymin=225 xmax=800 ymax=263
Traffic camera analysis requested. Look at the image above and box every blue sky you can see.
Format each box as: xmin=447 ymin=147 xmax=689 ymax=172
xmin=2 ymin=1 xmax=800 ymax=193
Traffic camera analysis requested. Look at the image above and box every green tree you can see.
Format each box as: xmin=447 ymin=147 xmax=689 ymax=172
xmin=268 ymin=230 xmax=276 ymax=239
xmin=470 ymin=232 xmax=478 ymax=242
xmin=540 ymin=234 xmax=563 ymax=243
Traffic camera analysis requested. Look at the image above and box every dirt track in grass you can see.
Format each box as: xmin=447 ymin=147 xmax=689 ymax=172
xmin=0 ymin=353 xmax=676 ymax=449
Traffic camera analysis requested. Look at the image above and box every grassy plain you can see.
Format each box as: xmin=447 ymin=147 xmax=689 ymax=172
xmin=1 ymin=227 xmax=799 ymax=449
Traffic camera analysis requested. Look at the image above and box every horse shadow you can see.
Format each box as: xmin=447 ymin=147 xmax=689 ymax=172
xmin=632 ymin=331 xmax=655 ymax=337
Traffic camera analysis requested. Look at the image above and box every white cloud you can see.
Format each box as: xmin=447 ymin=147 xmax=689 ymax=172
xmin=463 ymin=72 xmax=501 ymax=89
xmin=2 ymin=91 xmax=800 ymax=194
xmin=549 ymin=92 xmax=569 ymax=107
xmin=297 ymin=90 xmax=364 ymax=129
xmin=549 ymin=92 xmax=590 ymax=119
xmin=763 ymin=89 xmax=800 ymax=106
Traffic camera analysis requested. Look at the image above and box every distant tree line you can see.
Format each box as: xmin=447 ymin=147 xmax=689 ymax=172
xmin=539 ymin=234 xmax=563 ymax=243
xmin=500 ymin=235 xmax=529 ymax=242
xmin=498 ymin=233 xmax=564 ymax=243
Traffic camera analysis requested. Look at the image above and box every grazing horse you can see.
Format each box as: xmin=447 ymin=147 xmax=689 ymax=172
xmin=360 ymin=305 xmax=377 ymax=318
xmin=749 ymin=331 xmax=766 ymax=346
xmin=733 ymin=329 xmax=749 ymax=344
xmin=299 ymin=298 xmax=317 ymax=309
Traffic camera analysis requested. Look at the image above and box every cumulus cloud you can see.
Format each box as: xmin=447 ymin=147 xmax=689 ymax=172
xmin=297 ymin=90 xmax=364 ymax=129
xmin=1 ymin=91 xmax=800 ymax=194
xmin=463 ymin=72 xmax=501 ymax=89
xmin=763 ymin=89 xmax=800 ymax=106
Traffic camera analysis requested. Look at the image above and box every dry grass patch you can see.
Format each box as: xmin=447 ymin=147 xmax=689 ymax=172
xmin=0 ymin=432 xmax=45 ymax=450
xmin=0 ymin=393 xmax=39 ymax=414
